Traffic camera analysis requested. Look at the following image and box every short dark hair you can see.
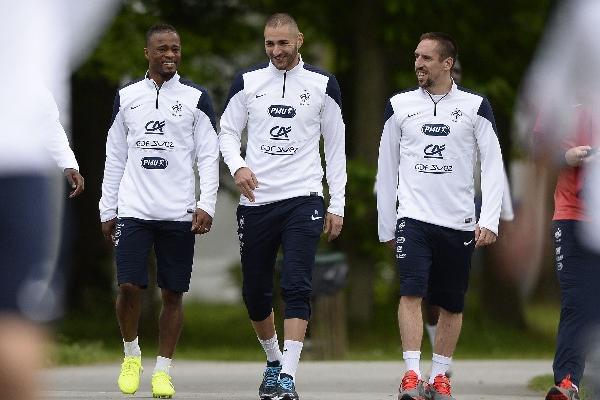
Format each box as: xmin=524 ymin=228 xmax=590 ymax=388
xmin=265 ymin=13 xmax=299 ymax=31
xmin=419 ymin=32 xmax=458 ymax=66
xmin=146 ymin=24 xmax=178 ymax=45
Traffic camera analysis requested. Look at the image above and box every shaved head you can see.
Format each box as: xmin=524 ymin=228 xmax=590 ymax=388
xmin=265 ymin=13 xmax=299 ymax=34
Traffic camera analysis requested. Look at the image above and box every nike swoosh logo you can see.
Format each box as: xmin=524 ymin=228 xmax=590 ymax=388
xmin=311 ymin=215 xmax=323 ymax=221
xmin=464 ymin=239 xmax=474 ymax=246
xmin=256 ymin=93 xmax=266 ymax=98
xmin=130 ymin=104 xmax=142 ymax=109
xmin=407 ymin=112 xmax=420 ymax=118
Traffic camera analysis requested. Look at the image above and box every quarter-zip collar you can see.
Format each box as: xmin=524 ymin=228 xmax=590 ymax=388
xmin=419 ymin=79 xmax=457 ymax=116
xmin=268 ymin=55 xmax=303 ymax=98
xmin=267 ymin=54 xmax=304 ymax=76
xmin=145 ymin=71 xmax=179 ymax=109
xmin=145 ymin=71 xmax=180 ymax=90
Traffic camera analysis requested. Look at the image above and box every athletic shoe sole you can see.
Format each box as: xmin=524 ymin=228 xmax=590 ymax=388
xmin=545 ymin=387 xmax=573 ymax=400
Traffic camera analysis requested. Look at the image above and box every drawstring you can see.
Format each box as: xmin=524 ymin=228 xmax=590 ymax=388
xmin=426 ymin=90 xmax=450 ymax=116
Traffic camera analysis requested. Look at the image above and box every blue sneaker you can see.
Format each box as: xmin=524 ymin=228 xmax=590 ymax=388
xmin=258 ymin=361 xmax=281 ymax=399
xmin=275 ymin=373 xmax=299 ymax=400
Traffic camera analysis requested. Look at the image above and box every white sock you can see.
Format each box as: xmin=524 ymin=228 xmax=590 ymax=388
xmin=403 ymin=351 xmax=421 ymax=379
xmin=259 ymin=334 xmax=283 ymax=364
xmin=123 ymin=337 xmax=141 ymax=357
xmin=425 ymin=323 xmax=437 ymax=348
xmin=429 ymin=353 xmax=452 ymax=383
xmin=153 ymin=356 xmax=172 ymax=374
xmin=281 ymin=340 xmax=303 ymax=379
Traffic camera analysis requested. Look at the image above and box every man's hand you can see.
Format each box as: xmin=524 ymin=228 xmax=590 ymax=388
xmin=475 ymin=225 xmax=497 ymax=248
xmin=234 ymin=167 xmax=258 ymax=202
xmin=323 ymin=212 xmax=343 ymax=242
xmin=191 ymin=208 xmax=213 ymax=235
xmin=101 ymin=218 xmax=117 ymax=244
xmin=565 ymin=145 xmax=592 ymax=167
xmin=64 ymin=168 xmax=84 ymax=198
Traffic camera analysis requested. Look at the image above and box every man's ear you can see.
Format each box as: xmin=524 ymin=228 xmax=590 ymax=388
xmin=297 ymin=32 xmax=304 ymax=49
xmin=144 ymin=47 xmax=149 ymax=61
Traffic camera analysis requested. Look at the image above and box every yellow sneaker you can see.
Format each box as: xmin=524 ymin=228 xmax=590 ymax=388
xmin=117 ymin=356 xmax=142 ymax=394
xmin=152 ymin=371 xmax=175 ymax=399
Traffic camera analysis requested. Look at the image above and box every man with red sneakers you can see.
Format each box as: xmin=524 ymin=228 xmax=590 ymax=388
xmin=376 ymin=32 xmax=504 ymax=400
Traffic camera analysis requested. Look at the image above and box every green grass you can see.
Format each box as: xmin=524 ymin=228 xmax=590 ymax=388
xmin=52 ymin=297 xmax=560 ymax=365
xmin=50 ymin=336 xmax=120 ymax=365
xmin=346 ymin=295 xmax=558 ymax=360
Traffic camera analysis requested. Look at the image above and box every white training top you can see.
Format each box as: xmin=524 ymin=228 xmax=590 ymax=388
xmin=219 ymin=57 xmax=347 ymax=217
xmin=99 ymin=73 xmax=219 ymax=222
xmin=376 ymin=82 xmax=505 ymax=242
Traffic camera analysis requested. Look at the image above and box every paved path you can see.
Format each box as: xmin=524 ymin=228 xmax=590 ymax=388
xmin=42 ymin=360 xmax=551 ymax=399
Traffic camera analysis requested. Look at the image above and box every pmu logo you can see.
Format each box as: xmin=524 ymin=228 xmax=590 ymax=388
xmin=424 ymin=144 xmax=445 ymax=159
xmin=268 ymin=105 xmax=296 ymax=118
xmin=145 ymin=120 xmax=166 ymax=134
xmin=421 ymin=124 xmax=450 ymax=136
xmin=270 ymin=126 xmax=292 ymax=140
xmin=141 ymin=157 xmax=168 ymax=169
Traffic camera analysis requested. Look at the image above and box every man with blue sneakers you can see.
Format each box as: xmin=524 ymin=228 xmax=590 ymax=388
xmin=219 ymin=13 xmax=346 ymax=400
xmin=99 ymin=24 xmax=219 ymax=399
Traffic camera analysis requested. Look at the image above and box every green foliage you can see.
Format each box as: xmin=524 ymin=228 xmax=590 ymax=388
xmin=53 ymin=298 xmax=560 ymax=365
xmin=69 ymin=0 xmax=559 ymax=335
xmin=378 ymin=0 xmax=553 ymax=150
xmin=77 ymin=0 xmax=268 ymax=108
xmin=338 ymin=159 xmax=387 ymax=262
xmin=50 ymin=336 xmax=119 ymax=366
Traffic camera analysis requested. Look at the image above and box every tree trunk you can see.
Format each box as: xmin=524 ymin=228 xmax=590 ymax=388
xmin=340 ymin=0 xmax=389 ymax=324
xmin=67 ymin=75 xmax=117 ymax=315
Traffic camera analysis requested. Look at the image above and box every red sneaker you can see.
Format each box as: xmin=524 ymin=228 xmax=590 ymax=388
xmin=398 ymin=370 xmax=426 ymax=400
xmin=425 ymin=374 xmax=454 ymax=400
xmin=545 ymin=375 xmax=580 ymax=400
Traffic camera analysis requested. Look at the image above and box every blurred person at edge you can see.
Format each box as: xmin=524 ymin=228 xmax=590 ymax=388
xmin=512 ymin=0 xmax=600 ymax=396
xmin=0 ymin=1 xmax=118 ymax=399
xmin=421 ymin=57 xmax=515 ymax=369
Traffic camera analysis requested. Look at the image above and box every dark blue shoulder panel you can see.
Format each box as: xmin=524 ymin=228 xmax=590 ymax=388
xmin=303 ymin=63 xmax=342 ymax=109
xmin=109 ymin=91 xmax=120 ymax=127
xmin=223 ymin=62 xmax=269 ymax=111
xmin=383 ymin=99 xmax=394 ymax=124
xmin=198 ymin=91 xmax=217 ymax=131
xmin=457 ymin=86 xmax=499 ymax=136
xmin=110 ymin=77 xmax=144 ymax=128
xmin=180 ymin=78 xmax=217 ymax=131
xmin=477 ymin=97 xmax=499 ymax=136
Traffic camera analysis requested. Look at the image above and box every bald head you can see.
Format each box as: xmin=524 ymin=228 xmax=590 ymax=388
xmin=265 ymin=13 xmax=299 ymax=34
